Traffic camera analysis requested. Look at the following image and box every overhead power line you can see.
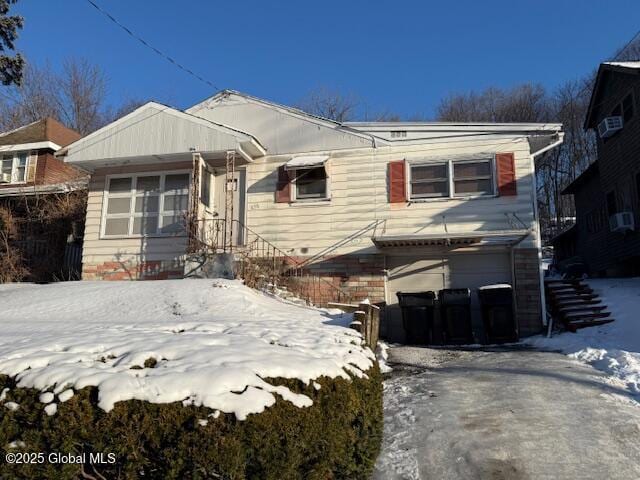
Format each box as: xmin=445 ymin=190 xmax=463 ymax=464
xmin=84 ymin=0 xmax=219 ymax=91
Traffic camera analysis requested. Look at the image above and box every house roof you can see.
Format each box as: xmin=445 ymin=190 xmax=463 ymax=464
xmin=561 ymin=161 xmax=600 ymax=195
xmin=585 ymin=62 xmax=640 ymax=129
xmin=0 ymin=118 xmax=81 ymax=148
xmin=186 ymin=90 xmax=378 ymax=155
xmin=57 ymin=102 xmax=266 ymax=170
xmin=187 ymin=90 xmax=564 ymax=155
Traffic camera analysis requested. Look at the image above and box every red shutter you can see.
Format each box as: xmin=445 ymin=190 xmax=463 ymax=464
xmin=496 ymin=153 xmax=517 ymax=196
xmin=388 ymin=160 xmax=407 ymax=203
xmin=275 ymin=165 xmax=291 ymax=203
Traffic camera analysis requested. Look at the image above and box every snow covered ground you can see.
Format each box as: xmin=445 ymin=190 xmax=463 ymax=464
xmin=527 ymin=277 xmax=640 ymax=397
xmin=0 ymin=279 xmax=374 ymax=420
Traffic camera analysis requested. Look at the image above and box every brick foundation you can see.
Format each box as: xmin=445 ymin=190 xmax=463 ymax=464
xmin=513 ymin=248 xmax=543 ymax=337
xmin=285 ymin=254 xmax=386 ymax=305
xmin=82 ymin=259 xmax=184 ymax=281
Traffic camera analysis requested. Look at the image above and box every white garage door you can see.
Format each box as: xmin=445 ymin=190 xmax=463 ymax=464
xmin=385 ymin=251 xmax=511 ymax=343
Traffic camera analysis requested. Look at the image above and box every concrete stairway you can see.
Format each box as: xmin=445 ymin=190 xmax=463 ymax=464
xmin=545 ymin=279 xmax=614 ymax=332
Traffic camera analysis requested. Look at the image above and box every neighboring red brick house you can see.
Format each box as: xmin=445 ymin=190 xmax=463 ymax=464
xmin=0 ymin=118 xmax=82 ymax=190
xmin=0 ymin=119 xmax=87 ymax=282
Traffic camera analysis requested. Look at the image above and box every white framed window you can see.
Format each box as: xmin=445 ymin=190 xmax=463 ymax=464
xmin=452 ymin=159 xmax=494 ymax=196
xmin=101 ymin=171 xmax=191 ymax=238
xmin=409 ymin=158 xmax=495 ymax=200
xmin=0 ymin=152 xmax=29 ymax=184
xmin=292 ymin=167 xmax=329 ymax=201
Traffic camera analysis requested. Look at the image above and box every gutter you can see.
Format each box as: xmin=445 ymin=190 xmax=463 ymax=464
xmin=530 ymin=133 xmax=565 ymax=328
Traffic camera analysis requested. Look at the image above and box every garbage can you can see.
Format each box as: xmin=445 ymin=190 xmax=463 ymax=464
xmin=396 ymin=291 xmax=437 ymax=345
xmin=478 ymin=284 xmax=517 ymax=344
xmin=438 ymin=289 xmax=474 ymax=345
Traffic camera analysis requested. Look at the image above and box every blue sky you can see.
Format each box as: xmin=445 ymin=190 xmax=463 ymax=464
xmin=12 ymin=0 xmax=640 ymax=118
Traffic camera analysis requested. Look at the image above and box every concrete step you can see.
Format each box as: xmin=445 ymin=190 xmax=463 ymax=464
xmin=559 ymin=305 xmax=607 ymax=314
xmin=564 ymin=311 xmax=611 ymax=320
xmin=566 ymin=318 xmax=615 ymax=332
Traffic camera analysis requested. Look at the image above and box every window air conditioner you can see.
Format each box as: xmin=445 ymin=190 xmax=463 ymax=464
xmin=609 ymin=212 xmax=634 ymax=233
xmin=0 ymin=173 xmax=11 ymax=183
xmin=598 ymin=116 xmax=623 ymax=138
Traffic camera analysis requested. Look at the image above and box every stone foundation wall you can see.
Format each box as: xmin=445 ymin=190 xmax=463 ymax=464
xmin=513 ymin=248 xmax=543 ymax=337
xmin=82 ymin=259 xmax=184 ymax=281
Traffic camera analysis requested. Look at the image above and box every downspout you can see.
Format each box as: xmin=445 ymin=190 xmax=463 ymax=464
xmin=530 ymin=133 xmax=565 ymax=329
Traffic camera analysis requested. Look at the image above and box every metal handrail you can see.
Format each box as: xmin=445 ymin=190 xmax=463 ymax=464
xmin=192 ymin=218 xmax=352 ymax=305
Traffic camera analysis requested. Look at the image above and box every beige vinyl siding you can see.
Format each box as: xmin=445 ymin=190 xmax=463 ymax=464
xmin=82 ymin=161 xmax=191 ymax=266
xmin=244 ymin=137 xmax=537 ymax=256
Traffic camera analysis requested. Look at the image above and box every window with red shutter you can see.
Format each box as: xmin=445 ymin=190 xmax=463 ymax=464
xmin=275 ymin=165 xmax=291 ymax=203
xmin=495 ymin=153 xmax=517 ymax=196
xmin=388 ymin=160 xmax=407 ymax=203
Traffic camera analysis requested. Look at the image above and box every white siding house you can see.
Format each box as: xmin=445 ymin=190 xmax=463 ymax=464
xmin=59 ymin=91 xmax=563 ymax=341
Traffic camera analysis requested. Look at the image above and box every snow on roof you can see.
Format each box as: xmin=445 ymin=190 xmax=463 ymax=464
xmin=284 ymin=155 xmax=329 ymax=169
xmin=0 ymin=279 xmax=373 ymax=420
xmin=603 ymin=61 xmax=640 ymax=69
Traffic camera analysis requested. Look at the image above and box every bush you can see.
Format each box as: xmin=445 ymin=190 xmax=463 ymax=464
xmin=0 ymin=365 xmax=382 ymax=479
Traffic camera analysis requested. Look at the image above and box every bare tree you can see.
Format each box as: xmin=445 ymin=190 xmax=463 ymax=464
xmin=296 ymin=87 xmax=359 ymax=122
xmin=56 ymin=58 xmax=108 ymax=135
xmin=436 ymin=83 xmax=550 ymax=123
xmin=0 ymin=57 xmax=143 ymax=134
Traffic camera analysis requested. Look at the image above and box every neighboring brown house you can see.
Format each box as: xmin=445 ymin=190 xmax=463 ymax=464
xmin=0 ymin=118 xmax=87 ymax=282
xmin=556 ymin=62 xmax=640 ymax=276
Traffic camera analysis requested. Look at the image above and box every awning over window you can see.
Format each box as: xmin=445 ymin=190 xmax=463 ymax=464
xmin=284 ymin=155 xmax=329 ymax=170
xmin=371 ymin=230 xmax=531 ymax=248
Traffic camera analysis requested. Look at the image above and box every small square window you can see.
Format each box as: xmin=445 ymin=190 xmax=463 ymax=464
xmin=409 ymin=163 xmax=449 ymax=199
xmin=294 ymin=167 xmax=327 ymax=200
xmin=109 ymin=177 xmax=132 ymax=194
xmin=453 ymin=160 xmax=494 ymax=196
xmin=136 ymin=175 xmax=160 ymax=193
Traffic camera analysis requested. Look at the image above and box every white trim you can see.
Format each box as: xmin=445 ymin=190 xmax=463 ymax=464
xmin=100 ymin=169 xmax=192 ymax=239
xmin=58 ymin=102 xmax=266 ymax=162
xmin=0 ymin=141 xmax=60 ymax=152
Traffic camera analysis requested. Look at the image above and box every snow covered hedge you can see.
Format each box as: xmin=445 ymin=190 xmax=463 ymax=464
xmin=0 ymin=280 xmax=383 ymax=479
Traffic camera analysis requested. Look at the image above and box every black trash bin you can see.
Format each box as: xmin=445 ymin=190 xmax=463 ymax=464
xmin=478 ymin=285 xmax=518 ymax=344
xmin=396 ymin=291 xmax=437 ymax=345
xmin=438 ymin=288 xmax=474 ymax=345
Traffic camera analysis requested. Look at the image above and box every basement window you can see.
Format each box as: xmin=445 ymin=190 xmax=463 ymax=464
xmin=102 ymin=172 xmax=190 ymax=238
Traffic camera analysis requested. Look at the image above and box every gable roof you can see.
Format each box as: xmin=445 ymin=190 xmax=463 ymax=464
xmin=186 ymin=90 xmax=377 ymax=155
xmin=58 ymin=102 xmax=266 ymax=170
xmin=585 ymin=62 xmax=640 ymax=129
xmin=0 ymin=118 xmax=81 ymax=148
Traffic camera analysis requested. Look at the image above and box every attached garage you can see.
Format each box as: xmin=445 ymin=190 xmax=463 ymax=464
xmin=375 ymin=231 xmax=533 ymax=344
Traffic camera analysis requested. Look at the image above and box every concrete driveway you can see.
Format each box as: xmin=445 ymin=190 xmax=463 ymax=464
xmin=374 ymin=346 xmax=640 ymax=480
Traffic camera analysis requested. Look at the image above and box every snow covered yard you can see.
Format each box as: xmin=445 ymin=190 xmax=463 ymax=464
xmin=0 ymin=279 xmax=374 ymax=419
xmin=527 ymin=277 xmax=640 ymax=398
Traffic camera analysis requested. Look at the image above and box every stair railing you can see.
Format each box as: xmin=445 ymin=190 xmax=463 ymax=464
xmin=193 ymin=218 xmax=352 ymax=306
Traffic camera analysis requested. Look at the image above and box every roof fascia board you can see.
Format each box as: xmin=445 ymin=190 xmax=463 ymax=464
xmin=0 ymin=141 xmax=61 ymax=152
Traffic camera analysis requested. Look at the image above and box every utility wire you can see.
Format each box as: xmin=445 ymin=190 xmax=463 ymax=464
xmin=84 ymin=0 xmax=219 ymax=91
